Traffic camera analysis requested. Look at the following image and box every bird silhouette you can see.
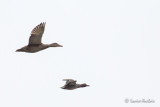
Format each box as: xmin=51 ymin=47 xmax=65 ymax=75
xmin=16 ymin=22 xmax=62 ymax=53
xmin=61 ymin=79 xmax=89 ymax=90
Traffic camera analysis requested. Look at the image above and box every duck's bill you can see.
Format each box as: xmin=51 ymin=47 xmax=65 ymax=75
xmin=58 ymin=45 xmax=63 ymax=47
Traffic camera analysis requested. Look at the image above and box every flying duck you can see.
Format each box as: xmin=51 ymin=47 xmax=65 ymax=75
xmin=16 ymin=22 xmax=62 ymax=53
xmin=61 ymin=79 xmax=89 ymax=90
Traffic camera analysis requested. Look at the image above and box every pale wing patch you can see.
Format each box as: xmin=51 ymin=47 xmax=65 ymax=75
xmin=63 ymin=79 xmax=77 ymax=86
xmin=63 ymin=79 xmax=75 ymax=82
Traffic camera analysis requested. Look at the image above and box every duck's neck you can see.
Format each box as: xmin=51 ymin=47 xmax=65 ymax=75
xmin=48 ymin=43 xmax=57 ymax=47
xmin=76 ymin=84 xmax=89 ymax=88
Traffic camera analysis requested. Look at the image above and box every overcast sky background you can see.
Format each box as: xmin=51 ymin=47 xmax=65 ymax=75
xmin=0 ymin=0 xmax=160 ymax=107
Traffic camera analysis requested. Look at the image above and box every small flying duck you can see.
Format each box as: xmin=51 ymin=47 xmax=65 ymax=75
xmin=61 ymin=79 xmax=89 ymax=90
xmin=16 ymin=22 xmax=62 ymax=53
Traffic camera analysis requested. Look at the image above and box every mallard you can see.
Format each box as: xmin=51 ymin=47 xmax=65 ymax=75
xmin=61 ymin=79 xmax=89 ymax=90
xmin=16 ymin=22 xmax=62 ymax=53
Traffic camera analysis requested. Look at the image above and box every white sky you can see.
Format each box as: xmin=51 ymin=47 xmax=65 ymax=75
xmin=0 ymin=0 xmax=160 ymax=107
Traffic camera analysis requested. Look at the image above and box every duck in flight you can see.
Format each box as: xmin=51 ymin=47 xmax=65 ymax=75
xmin=61 ymin=79 xmax=89 ymax=90
xmin=16 ymin=22 xmax=62 ymax=53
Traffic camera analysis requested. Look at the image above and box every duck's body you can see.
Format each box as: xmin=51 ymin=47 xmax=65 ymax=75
xmin=62 ymin=83 xmax=89 ymax=90
xmin=16 ymin=22 xmax=62 ymax=53
xmin=61 ymin=79 xmax=89 ymax=90
xmin=16 ymin=43 xmax=61 ymax=53
xmin=16 ymin=44 xmax=48 ymax=53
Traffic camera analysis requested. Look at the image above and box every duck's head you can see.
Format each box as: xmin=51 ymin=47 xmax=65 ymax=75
xmin=49 ymin=43 xmax=63 ymax=47
xmin=80 ymin=83 xmax=90 ymax=87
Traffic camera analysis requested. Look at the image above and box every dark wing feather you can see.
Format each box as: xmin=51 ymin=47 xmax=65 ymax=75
xmin=67 ymin=81 xmax=76 ymax=86
xmin=28 ymin=22 xmax=46 ymax=45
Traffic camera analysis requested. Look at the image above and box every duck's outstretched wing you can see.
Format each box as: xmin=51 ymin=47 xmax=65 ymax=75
xmin=63 ymin=79 xmax=77 ymax=86
xmin=28 ymin=22 xmax=46 ymax=45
